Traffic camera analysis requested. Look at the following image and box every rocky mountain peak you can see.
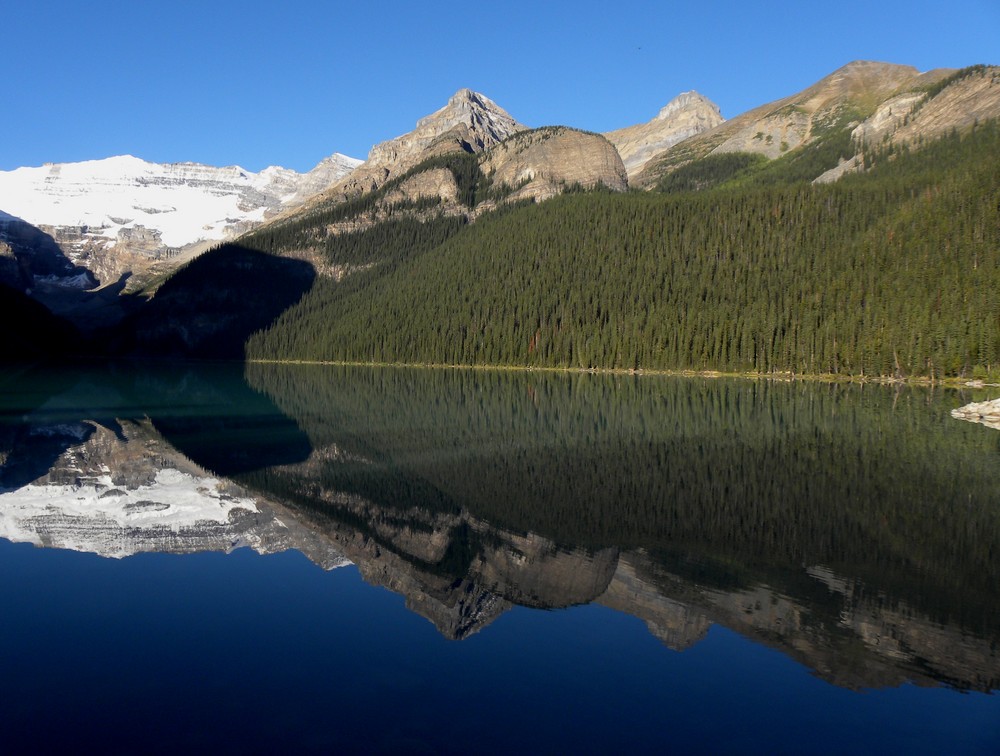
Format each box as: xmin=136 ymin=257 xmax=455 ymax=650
xmin=478 ymin=126 xmax=628 ymax=207
xmin=797 ymin=60 xmax=923 ymax=109
xmin=656 ymin=91 xmax=721 ymax=121
xmin=604 ymin=91 xmax=725 ymax=177
xmin=417 ymin=88 xmax=519 ymax=136
xmin=318 ymin=89 xmax=526 ymax=201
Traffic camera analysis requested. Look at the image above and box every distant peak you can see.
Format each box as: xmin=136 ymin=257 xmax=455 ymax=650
xmin=315 ymin=152 xmax=363 ymax=167
xmin=88 ymin=154 xmax=147 ymax=167
xmin=839 ymin=59 xmax=897 ymax=70
xmin=656 ymin=91 xmax=721 ymax=121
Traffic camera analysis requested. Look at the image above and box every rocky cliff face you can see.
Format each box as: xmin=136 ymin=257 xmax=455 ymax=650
xmin=0 ymin=153 xmax=361 ymax=290
xmin=875 ymin=65 xmax=1000 ymax=144
xmin=717 ymin=61 xmax=929 ymax=156
xmin=478 ymin=126 xmax=628 ymax=206
xmin=604 ymin=91 xmax=724 ymax=176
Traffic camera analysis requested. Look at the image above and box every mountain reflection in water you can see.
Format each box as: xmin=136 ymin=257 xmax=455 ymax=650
xmin=1 ymin=362 xmax=999 ymax=693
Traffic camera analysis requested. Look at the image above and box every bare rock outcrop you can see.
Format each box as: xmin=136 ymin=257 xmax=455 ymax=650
xmin=714 ymin=61 xmax=927 ymax=158
xmin=815 ymin=66 xmax=1000 ymax=184
xmin=886 ymin=65 xmax=1000 ymax=146
xmin=604 ymin=91 xmax=724 ymax=177
xmin=383 ymin=167 xmax=459 ymax=206
xmin=479 ymin=126 xmax=628 ymax=205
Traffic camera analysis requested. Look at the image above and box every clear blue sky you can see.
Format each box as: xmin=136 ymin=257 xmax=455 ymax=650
xmin=3 ymin=1 xmax=997 ymax=172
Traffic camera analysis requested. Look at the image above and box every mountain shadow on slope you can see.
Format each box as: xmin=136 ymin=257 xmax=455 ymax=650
xmin=118 ymin=243 xmax=317 ymax=360
xmin=0 ymin=282 xmax=82 ymax=363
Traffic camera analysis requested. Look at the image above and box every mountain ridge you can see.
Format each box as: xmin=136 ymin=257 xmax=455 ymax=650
xmin=632 ymin=60 xmax=972 ymax=187
xmin=6 ymin=59 xmax=993 ymax=304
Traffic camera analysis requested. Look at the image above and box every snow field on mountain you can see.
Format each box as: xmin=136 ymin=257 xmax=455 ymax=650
xmin=0 ymin=153 xmax=360 ymax=249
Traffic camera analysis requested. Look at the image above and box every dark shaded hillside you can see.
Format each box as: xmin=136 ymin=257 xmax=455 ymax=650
xmin=119 ymin=245 xmax=317 ymax=359
xmin=0 ymin=282 xmax=80 ymax=363
xmin=247 ymin=123 xmax=1000 ymax=379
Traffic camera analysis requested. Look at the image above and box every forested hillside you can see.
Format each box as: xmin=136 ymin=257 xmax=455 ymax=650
xmin=245 ymin=123 xmax=1000 ymax=380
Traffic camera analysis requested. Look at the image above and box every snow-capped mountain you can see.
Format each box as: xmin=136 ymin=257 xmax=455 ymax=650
xmin=0 ymin=152 xmax=361 ymax=288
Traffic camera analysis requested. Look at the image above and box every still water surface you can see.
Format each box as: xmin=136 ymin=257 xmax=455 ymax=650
xmin=0 ymin=364 xmax=998 ymax=753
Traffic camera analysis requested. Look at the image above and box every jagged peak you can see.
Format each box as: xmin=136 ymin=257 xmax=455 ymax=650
xmin=656 ymin=91 xmax=722 ymax=121
xmin=416 ymin=87 xmax=518 ymax=131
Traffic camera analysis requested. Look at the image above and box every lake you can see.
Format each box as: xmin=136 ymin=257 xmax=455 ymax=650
xmin=1 ymin=363 xmax=998 ymax=754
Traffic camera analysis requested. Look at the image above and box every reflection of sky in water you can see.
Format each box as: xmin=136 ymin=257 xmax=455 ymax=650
xmin=0 ymin=540 xmax=997 ymax=753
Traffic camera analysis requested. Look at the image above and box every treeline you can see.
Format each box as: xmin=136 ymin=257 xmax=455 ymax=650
xmin=656 ymin=152 xmax=768 ymax=193
xmin=243 ymin=149 xmax=502 ymax=259
xmin=247 ymin=122 xmax=1000 ymax=379
xmin=657 ymin=110 xmax=858 ymax=193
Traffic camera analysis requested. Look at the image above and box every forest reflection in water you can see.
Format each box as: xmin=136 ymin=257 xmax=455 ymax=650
xmin=2 ymin=362 xmax=999 ymax=694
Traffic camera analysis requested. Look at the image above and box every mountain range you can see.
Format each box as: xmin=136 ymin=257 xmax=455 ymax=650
xmin=2 ymin=59 xmax=999 ymax=379
xmin=0 ymin=152 xmax=360 ymax=292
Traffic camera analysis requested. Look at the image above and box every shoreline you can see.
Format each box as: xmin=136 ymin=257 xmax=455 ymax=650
xmin=247 ymin=358 xmax=1000 ymax=389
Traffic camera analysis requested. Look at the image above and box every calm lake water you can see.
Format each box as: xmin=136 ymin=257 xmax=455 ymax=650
xmin=1 ymin=363 xmax=999 ymax=754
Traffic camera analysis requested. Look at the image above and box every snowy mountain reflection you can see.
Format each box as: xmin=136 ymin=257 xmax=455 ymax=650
xmin=2 ymin=362 xmax=999 ymax=692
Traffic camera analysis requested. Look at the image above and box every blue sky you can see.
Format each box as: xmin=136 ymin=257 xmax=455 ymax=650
xmin=3 ymin=1 xmax=997 ymax=172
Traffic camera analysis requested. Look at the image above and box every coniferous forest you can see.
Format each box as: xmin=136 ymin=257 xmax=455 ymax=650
xmin=193 ymin=123 xmax=998 ymax=380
